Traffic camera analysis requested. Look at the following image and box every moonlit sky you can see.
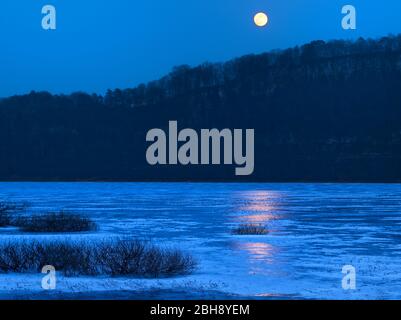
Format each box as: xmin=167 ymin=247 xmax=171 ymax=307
xmin=1 ymin=0 xmax=401 ymax=97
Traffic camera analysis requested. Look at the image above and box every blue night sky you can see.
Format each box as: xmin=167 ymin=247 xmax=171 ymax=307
xmin=1 ymin=0 xmax=401 ymax=97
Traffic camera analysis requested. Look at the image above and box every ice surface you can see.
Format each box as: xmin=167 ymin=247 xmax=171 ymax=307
xmin=0 ymin=182 xmax=400 ymax=299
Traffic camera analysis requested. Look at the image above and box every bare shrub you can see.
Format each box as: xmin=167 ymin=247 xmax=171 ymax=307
xmin=232 ymin=224 xmax=269 ymax=235
xmin=0 ymin=202 xmax=27 ymax=227
xmin=15 ymin=211 xmax=97 ymax=233
xmin=0 ymin=239 xmax=197 ymax=277
xmin=95 ymin=239 xmax=197 ymax=277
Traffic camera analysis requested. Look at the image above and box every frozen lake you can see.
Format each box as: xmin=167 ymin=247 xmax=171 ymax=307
xmin=0 ymin=182 xmax=401 ymax=299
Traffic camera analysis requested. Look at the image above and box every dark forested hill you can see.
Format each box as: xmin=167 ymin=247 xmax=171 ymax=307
xmin=1 ymin=35 xmax=401 ymax=181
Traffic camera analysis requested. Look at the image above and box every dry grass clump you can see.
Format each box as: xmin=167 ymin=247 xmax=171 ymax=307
xmin=15 ymin=211 xmax=97 ymax=233
xmin=0 ymin=202 xmax=27 ymax=227
xmin=232 ymin=224 xmax=269 ymax=235
xmin=0 ymin=239 xmax=197 ymax=277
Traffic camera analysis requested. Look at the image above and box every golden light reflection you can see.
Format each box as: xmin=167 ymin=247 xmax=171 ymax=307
xmin=230 ymin=241 xmax=279 ymax=275
xmin=233 ymin=242 xmax=275 ymax=261
xmin=241 ymin=190 xmax=273 ymax=201
xmin=229 ymin=190 xmax=285 ymax=274
xmin=240 ymin=214 xmax=276 ymax=223
xmin=235 ymin=190 xmax=282 ymax=224
xmin=241 ymin=203 xmax=274 ymax=212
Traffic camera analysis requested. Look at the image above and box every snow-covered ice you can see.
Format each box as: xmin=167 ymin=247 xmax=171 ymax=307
xmin=0 ymin=182 xmax=401 ymax=299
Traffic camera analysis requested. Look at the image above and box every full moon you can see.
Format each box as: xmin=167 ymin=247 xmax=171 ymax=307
xmin=254 ymin=12 xmax=269 ymax=27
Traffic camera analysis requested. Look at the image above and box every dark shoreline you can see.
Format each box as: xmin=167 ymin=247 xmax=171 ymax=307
xmin=0 ymin=289 xmax=297 ymax=300
xmin=0 ymin=180 xmax=401 ymax=184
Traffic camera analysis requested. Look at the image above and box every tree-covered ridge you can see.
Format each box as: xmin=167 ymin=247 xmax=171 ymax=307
xmin=104 ymin=35 xmax=401 ymax=107
xmin=1 ymin=35 xmax=401 ymax=181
